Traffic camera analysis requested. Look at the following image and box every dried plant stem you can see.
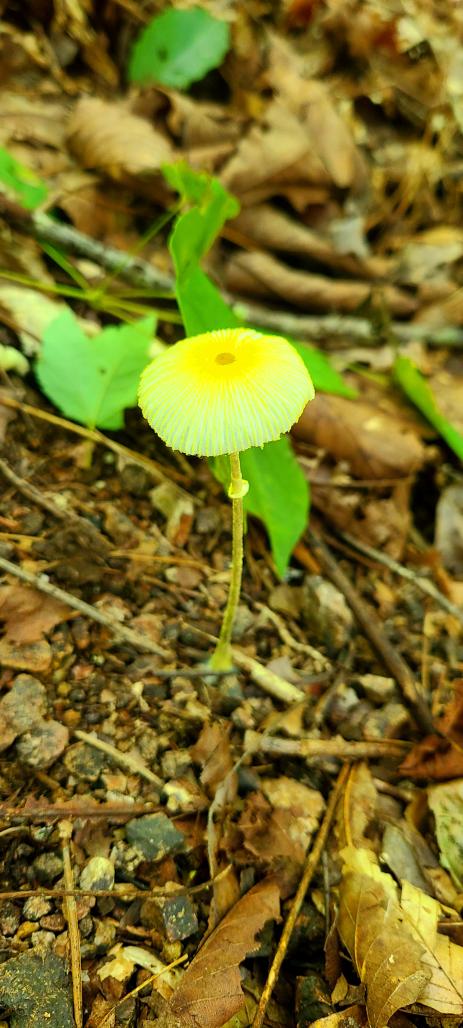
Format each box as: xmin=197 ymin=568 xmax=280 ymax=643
xmin=252 ymin=764 xmax=350 ymax=1028
xmin=59 ymin=820 xmax=83 ymax=1028
xmin=210 ymin=452 xmax=245 ymax=670
xmin=244 ymin=730 xmax=409 ymax=761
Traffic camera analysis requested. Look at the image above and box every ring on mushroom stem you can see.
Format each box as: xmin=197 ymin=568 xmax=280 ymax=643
xmin=138 ymin=327 xmax=314 ymax=669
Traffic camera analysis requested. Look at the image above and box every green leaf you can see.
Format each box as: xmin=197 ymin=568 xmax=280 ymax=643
xmin=211 ymin=439 xmax=310 ymax=578
xmin=0 ymin=147 xmax=48 ymax=210
xmin=394 ymin=355 xmax=463 ymax=461
xmin=291 ymin=340 xmax=357 ymax=398
xmin=428 ymin=781 xmax=463 ymax=890
xmin=36 ymin=310 xmax=154 ymax=429
xmin=165 ymin=162 xmax=239 ymax=272
xmin=128 ymin=7 xmax=230 ymax=90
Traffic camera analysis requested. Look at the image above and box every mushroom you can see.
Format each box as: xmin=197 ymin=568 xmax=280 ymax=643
xmin=138 ymin=327 xmax=314 ymax=669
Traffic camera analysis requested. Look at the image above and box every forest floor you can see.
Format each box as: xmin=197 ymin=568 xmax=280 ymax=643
xmin=0 ymin=2 xmax=463 ymax=1027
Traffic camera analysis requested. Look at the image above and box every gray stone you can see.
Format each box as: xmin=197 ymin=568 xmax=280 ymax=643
xmin=1 ymin=675 xmax=46 ymax=733
xmin=0 ymin=902 xmax=20 ymax=936
xmin=80 ymin=856 xmax=115 ymax=893
xmin=93 ymin=918 xmax=116 ymax=953
xmin=362 ymin=702 xmax=410 ymax=740
xmin=16 ymin=719 xmax=68 ymax=769
xmin=33 ymin=853 xmax=63 ymax=883
xmin=22 ymin=896 xmax=52 ymax=921
xmin=357 ymin=674 xmax=396 ymax=704
xmin=31 ymin=930 xmax=55 ymax=953
xmin=64 ymin=741 xmax=106 ymax=781
xmin=301 ymin=575 xmax=353 ymax=653
xmin=0 ymin=950 xmax=73 ymax=1028
xmin=125 ymin=813 xmax=185 ymax=862
xmin=141 ymin=892 xmax=198 ymax=942
xmin=161 ymin=748 xmax=192 ymax=780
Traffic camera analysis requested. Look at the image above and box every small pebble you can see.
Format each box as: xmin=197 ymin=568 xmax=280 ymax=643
xmin=64 ymin=742 xmax=107 ymax=782
xmin=141 ymin=892 xmax=198 ymax=942
xmin=16 ymin=719 xmax=69 ymax=769
xmin=125 ymin=812 xmax=185 ymax=862
xmin=357 ymin=674 xmax=396 ymax=705
xmin=33 ymin=853 xmax=63 ymax=883
xmin=80 ymin=856 xmax=115 ymax=893
xmin=161 ymin=749 xmax=192 ymax=779
xmin=23 ymin=896 xmax=52 ymax=922
xmin=301 ymin=575 xmax=353 ymax=652
xmin=0 ymin=903 xmax=20 ymax=936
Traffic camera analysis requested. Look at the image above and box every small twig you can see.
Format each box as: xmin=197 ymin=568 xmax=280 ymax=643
xmin=0 ymin=867 xmax=233 ymax=901
xmin=232 ymin=649 xmax=306 ymax=704
xmin=298 ymin=533 xmax=434 ymax=734
xmin=231 ymin=299 xmax=463 ymax=347
xmin=74 ymin=729 xmax=163 ymax=789
xmin=252 ymin=764 xmax=350 ymax=1028
xmin=0 ymin=802 xmax=159 ymax=819
xmin=244 ymin=730 xmax=409 ymax=761
xmin=59 ymin=820 xmax=83 ymax=1028
xmin=338 ymin=530 xmax=463 ymax=627
xmin=0 ymin=554 xmax=171 ymax=658
xmin=254 ymin=601 xmax=331 ymax=668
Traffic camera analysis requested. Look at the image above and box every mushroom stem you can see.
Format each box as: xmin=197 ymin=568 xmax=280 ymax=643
xmin=210 ymin=452 xmax=247 ymax=671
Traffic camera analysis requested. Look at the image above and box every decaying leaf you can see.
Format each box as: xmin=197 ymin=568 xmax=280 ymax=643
xmin=339 ymin=847 xmax=463 ymax=1024
xmin=0 ymin=583 xmax=74 ymax=644
xmin=427 ymin=779 xmax=463 ymax=890
xmin=224 ymin=251 xmax=416 ymax=316
xmin=170 ymin=878 xmax=280 ymax=1028
xmin=401 ymin=679 xmax=463 ymax=780
xmin=294 ymin=393 xmax=426 ymax=479
xmin=67 ymin=98 xmax=175 ymax=184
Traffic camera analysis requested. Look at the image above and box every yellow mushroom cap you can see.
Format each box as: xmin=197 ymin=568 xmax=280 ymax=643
xmin=138 ymin=327 xmax=314 ymax=457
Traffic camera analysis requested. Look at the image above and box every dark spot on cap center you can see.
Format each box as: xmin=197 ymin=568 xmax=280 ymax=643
xmin=215 ymin=352 xmax=236 ymax=365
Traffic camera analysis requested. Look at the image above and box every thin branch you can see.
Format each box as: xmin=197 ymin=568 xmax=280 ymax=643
xmin=337 ymin=530 xmax=463 ymax=626
xmin=244 ymin=730 xmax=409 ymax=761
xmin=74 ymin=729 xmax=163 ymax=789
xmin=2 ymin=198 xmax=463 ymax=346
xmin=0 ymin=554 xmax=171 ymax=659
xmin=252 ymin=764 xmax=350 ymax=1028
xmin=59 ymin=820 xmax=83 ymax=1028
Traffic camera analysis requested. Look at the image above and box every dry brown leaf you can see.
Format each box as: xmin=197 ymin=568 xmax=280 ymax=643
xmin=230 ymin=204 xmax=388 ymax=279
xmin=339 ymin=762 xmax=378 ymax=851
xmin=339 ymin=847 xmax=463 ymax=1023
xmin=401 ymin=679 xmax=463 ymax=780
xmin=224 ymin=251 xmax=416 ymax=316
xmin=170 ymin=877 xmax=280 ymax=1028
xmin=339 ymin=849 xmax=430 ymax=1027
xmin=401 ymin=735 xmax=463 ymax=781
xmin=294 ymin=394 xmax=425 ymax=479
xmin=266 ymin=33 xmax=367 ymax=191
xmin=310 ymin=1005 xmax=368 ymax=1028
xmin=0 ymin=584 xmax=74 ymax=644
xmin=221 ymin=97 xmax=330 ymax=204
xmin=67 ymin=98 xmax=175 ymax=183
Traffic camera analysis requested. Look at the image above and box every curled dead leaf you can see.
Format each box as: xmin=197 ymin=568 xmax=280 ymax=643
xmin=67 ymin=98 xmax=175 ymax=185
xmin=224 ymin=251 xmax=416 ymax=316
xmin=170 ymin=878 xmax=280 ymax=1028
xmin=0 ymin=584 xmax=74 ymax=644
xmin=294 ymin=393 xmax=426 ymax=479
